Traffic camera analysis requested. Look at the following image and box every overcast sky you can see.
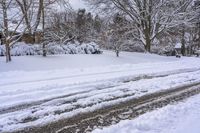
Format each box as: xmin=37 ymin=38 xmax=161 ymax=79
xmin=69 ymin=0 xmax=87 ymax=10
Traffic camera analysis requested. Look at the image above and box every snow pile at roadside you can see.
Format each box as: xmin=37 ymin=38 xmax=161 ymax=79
xmin=0 ymin=42 xmax=102 ymax=56
xmin=93 ymin=94 xmax=200 ymax=133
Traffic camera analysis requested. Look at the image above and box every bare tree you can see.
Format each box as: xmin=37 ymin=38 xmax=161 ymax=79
xmin=45 ymin=11 xmax=76 ymax=44
xmin=0 ymin=0 xmax=28 ymax=62
xmin=14 ymin=0 xmax=63 ymax=43
xmin=107 ymin=13 xmax=129 ymax=57
xmin=85 ymin=0 xmax=195 ymax=53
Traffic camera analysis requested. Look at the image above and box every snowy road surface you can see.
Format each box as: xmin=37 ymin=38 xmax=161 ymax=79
xmin=0 ymin=51 xmax=200 ymax=132
xmin=92 ymin=94 xmax=200 ymax=133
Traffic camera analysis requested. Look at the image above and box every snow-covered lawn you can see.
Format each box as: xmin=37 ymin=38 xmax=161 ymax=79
xmin=0 ymin=51 xmax=177 ymax=72
xmin=92 ymin=94 xmax=200 ymax=133
xmin=0 ymin=51 xmax=200 ymax=132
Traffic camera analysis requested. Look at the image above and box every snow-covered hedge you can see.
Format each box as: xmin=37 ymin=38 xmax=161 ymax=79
xmin=151 ymin=45 xmax=175 ymax=56
xmin=0 ymin=42 xmax=102 ymax=56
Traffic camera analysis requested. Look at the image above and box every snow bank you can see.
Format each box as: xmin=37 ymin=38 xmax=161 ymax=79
xmin=92 ymin=94 xmax=200 ymax=133
xmin=0 ymin=42 xmax=102 ymax=56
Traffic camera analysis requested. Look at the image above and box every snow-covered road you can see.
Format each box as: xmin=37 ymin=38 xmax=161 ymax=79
xmin=1 ymin=58 xmax=200 ymax=110
xmin=1 ymin=52 xmax=200 ymax=132
xmin=92 ymin=94 xmax=200 ymax=133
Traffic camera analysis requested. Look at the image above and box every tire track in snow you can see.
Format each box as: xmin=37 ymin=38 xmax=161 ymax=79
xmin=23 ymin=83 xmax=200 ymax=133
xmin=1 ymin=70 xmax=200 ymax=133
xmin=1 ymin=66 xmax=200 ymax=87
xmin=0 ymin=68 xmax=199 ymax=115
xmin=0 ymin=68 xmax=200 ymax=115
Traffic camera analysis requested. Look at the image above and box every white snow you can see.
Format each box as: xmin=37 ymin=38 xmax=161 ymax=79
xmin=92 ymin=94 xmax=200 ymax=133
xmin=175 ymin=43 xmax=182 ymax=49
xmin=0 ymin=50 xmax=177 ymax=72
xmin=0 ymin=51 xmax=200 ymax=132
xmin=0 ymin=42 xmax=101 ymax=56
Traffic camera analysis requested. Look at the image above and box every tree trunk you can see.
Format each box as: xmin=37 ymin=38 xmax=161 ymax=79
xmin=41 ymin=0 xmax=47 ymax=57
xmin=42 ymin=43 xmax=47 ymax=57
xmin=0 ymin=38 xmax=3 ymax=45
xmin=116 ymin=50 xmax=119 ymax=57
xmin=145 ymin=37 xmax=151 ymax=53
xmin=181 ymin=25 xmax=186 ymax=56
xmin=5 ymin=42 xmax=11 ymax=62
xmin=2 ymin=0 xmax=11 ymax=62
xmin=33 ymin=0 xmax=43 ymax=34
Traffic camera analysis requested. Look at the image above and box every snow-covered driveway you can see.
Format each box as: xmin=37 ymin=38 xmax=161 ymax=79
xmin=0 ymin=52 xmax=200 ymax=132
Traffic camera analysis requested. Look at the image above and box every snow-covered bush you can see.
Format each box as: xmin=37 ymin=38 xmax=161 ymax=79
xmin=151 ymin=44 xmax=175 ymax=56
xmin=47 ymin=43 xmax=66 ymax=55
xmin=47 ymin=41 xmax=102 ymax=55
xmin=0 ymin=42 xmax=102 ymax=56
xmin=11 ymin=43 xmax=38 ymax=56
xmin=122 ymin=40 xmax=145 ymax=52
